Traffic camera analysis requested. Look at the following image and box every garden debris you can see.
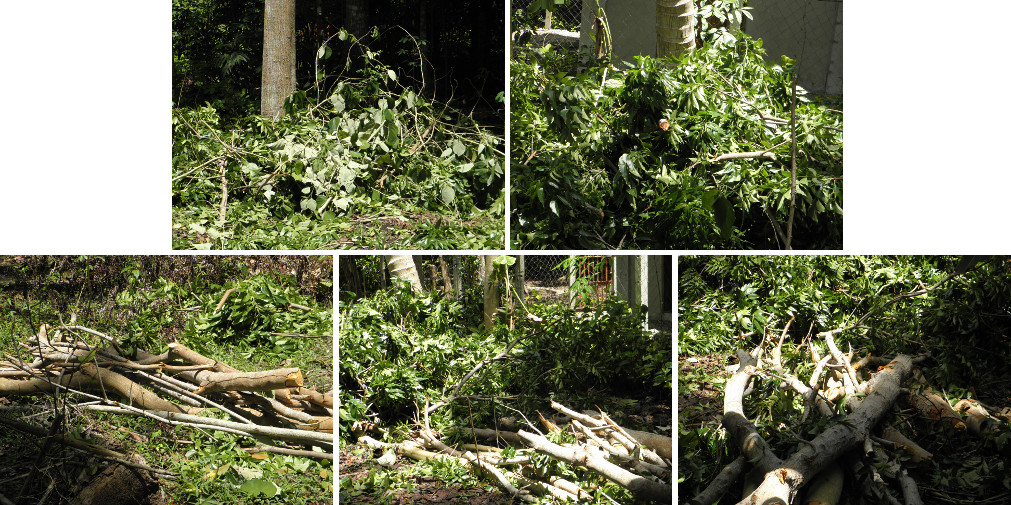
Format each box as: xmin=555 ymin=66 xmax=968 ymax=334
xmin=360 ymin=400 xmax=671 ymax=503
xmin=0 ymin=323 xmax=334 ymax=471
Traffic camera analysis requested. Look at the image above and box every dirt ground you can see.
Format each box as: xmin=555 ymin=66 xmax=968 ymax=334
xmin=338 ymin=445 xmax=513 ymax=504
xmin=678 ymin=352 xmax=731 ymax=428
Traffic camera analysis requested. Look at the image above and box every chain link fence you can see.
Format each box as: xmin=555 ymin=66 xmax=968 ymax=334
xmin=512 ymin=0 xmax=584 ymax=31
xmin=339 ymin=255 xmax=594 ymax=308
xmin=518 ymin=255 xmax=572 ymax=305
xmin=339 ymin=256 xmax=671 ymax=331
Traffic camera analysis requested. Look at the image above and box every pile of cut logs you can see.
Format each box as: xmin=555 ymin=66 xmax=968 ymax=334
xmin=0 ymin=323 xmax=333 ymax=459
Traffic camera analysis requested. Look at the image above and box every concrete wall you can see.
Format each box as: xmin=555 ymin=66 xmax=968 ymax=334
xmin=580 ymin=0 xmax=657 ymax=64
xmin=574 ymin=0 xmax=842 ymax=95
xmin=613 ymin=255 xmax=672 ymax=330
xmin=743 ymin=0 xmax=843 ymax=95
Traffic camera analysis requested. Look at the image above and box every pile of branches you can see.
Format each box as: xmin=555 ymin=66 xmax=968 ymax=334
xmin=691 ymin=319 xmax=1010 ymax=505
xmin=0 ymin=321 xmax=333 ymax=502
xmin=359 ymin=400 xmax=672 ymax=503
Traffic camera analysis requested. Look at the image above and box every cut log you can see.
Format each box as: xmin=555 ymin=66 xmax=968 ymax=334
xmin=295 ymin=417 xmax=333 ymax=433
xmin=191 ymin=367 xmax=303 ymax=395
xmin=954 ymin=399 xmax=996 ymax=435
xmin=0 ymin=374 xmax=93 ymax=394
xmin=79 ymin=363 xmax=197 ymax=414
xmin=728 ymin=353 xmax=916 ymax=505
xmin=167 ymin=342 xmax=239 ymax=372
xmin=879 ymin=426 xmax=932 ymax=463
xmin=909 ymin=389 xmax=965 ymax=430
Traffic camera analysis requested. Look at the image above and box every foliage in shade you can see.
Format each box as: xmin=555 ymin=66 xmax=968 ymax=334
xmin=173 ymin=0 xmax=505 ymax=121
xmin=172 ymin=30 xmax=504 ymax=250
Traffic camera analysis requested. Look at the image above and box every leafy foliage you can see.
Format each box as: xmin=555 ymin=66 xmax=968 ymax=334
xmin=339 ymin=260 xmax=670 ymax=504
xmin=512 ymin=297 xmax=672 ymax=395
xmin=173 ymin=31 xmax=504 ymax=250
xmin=511 ymin=14 xmax=842 ymax=249
xmin=338 ymin=266 xmax=669 ymax=443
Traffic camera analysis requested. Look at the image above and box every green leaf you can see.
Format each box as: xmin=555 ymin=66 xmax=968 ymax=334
xmin=239 ymin=479 xmax=279 ymax=497
xmin=387 ymin=69 xmax=397 ymax=81
xmin=493 ymin=255 xmax=517 ymax=267
xmin=713 ymin=195 xmax=734 ymax=239
xmin=701 ymin=189 xmax=719 ymax=210
xmin=452 ymin=139 xmax=466 ymax=156
xmin=440 ymin=184 xmax=456 ymax=206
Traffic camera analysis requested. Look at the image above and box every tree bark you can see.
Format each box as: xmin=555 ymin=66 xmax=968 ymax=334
xmin=386 ymin=255 xmax=423 ymax=293
xmin=344 ymin=0 xmax=368 ymax=38
xmin=482 ymin=255 xmax=500 ymax=330
xmin=191 ymin=367 xmax=304 ymax=395
xmin=657 ymin=0 xmax=696 ymax=59
xmin=261 ymin=0 xmax=297 ymax=117
xmin=723 ymin=351 xmax=916 ymax=505
xmin=79 ymin=362 xmax=196 ymax=414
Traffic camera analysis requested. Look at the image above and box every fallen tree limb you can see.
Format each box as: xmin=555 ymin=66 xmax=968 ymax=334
xmin=361 ymin=435 xmax=536 ymax=502
xmin=690 ymin=456 xmax=746 ymax=505
xmin=80 ymin=362 xmax=197 ymax=414
xmin=454 ymin=427 xmax=525 ymax=446
xmin=82 ymin=405 xmax=333 ymax=445
xmin=247 ymin=445 xmax=333 ymax=461
xmin=517 ymin=429 xmax=672 ymax=503
xmin=549 ymin=400 xmax=668 ymax=468
xmin=191 ymin=367 xmax=304 ymax=395
xmin=728 ymin=351 xmax=916 ymax=505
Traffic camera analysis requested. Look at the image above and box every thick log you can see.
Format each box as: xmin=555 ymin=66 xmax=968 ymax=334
xmin=191 ymin=367 xmax=303 ymax=395
xmin=731 ymin=354 xmax=916 ymax=505
xmin=79 ymin=363 xmax=197 ymax=414
xmin=0 ymin=374 xmax=92 ymax=394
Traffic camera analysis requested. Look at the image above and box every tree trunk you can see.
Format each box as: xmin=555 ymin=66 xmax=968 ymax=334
xmin=452 ymin=256 xmax=463 ymax=297
xmin=481 ymin=256 xmax=500 ymax=330
xmin=344 ymin=0 xmax=368 ymax=38
xmin=261 ymin=0 xmax=297 ymax=118
xmin=657 ymin=0 xmax=695 ymax=59
xmin=418 ymin=1 xmax=433 ymax=94
xmin=511 ymin=256 xmax=526 ymax=311
xmin=386 ymin=255 xmax=423 ymax=293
